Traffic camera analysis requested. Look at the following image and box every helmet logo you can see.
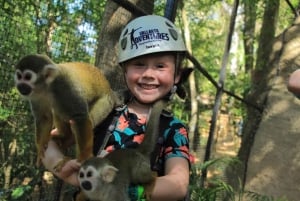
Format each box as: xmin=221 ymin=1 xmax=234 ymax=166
xmin=122 ymin=26 xmax=170 ymax=50
xmin=130 ymin=27 xmax=142 ymax=49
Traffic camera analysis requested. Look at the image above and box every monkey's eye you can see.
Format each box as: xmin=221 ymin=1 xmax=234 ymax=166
xmin=15 ymin=70 xmax=23 ymax=81
xmin=79 ymin=172 xmax=84 ymax=178
xmin=87 ymin=171 xmax=93 ymax=177
xmin=23 ymin=69 xmax=37 ymax=83
xmin=24 ymin=72 xmax=32 ymax=80
xmin=16 ymin=72 xmax=22 ymax=80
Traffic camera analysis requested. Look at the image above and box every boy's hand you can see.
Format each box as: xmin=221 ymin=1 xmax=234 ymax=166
xmin=59 ymin=158 xmax=81 ymax=179
xmin=42 ymin=139 xmax=81 ymax=186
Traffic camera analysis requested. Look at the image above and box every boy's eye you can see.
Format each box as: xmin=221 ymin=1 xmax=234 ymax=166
xmin=156 ymin=64 xmax=164 ymax=68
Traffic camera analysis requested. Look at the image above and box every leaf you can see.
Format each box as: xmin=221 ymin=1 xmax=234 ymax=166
xmin=11 ymin=187 xmax=25 ymax=199
xmin=11 ymin=186 xmax=31 ymax=199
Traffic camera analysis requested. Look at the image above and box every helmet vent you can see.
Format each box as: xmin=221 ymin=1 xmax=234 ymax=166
xmin=121 ymin=38 xmax=127 ymax=50
xmin=169 ymin=29 xmax=178 ymax=41
xmin=165 ymin=21 xmax=174 ymax=28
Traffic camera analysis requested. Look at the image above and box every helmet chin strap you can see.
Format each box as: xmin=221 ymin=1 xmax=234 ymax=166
xmin=166 ymin=85 xmax=177 ymax=101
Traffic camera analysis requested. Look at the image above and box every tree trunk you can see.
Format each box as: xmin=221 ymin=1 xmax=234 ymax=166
xmin=226 ymin=0 xmax=280 ymax=194
xmin=181 ymin=3 xmax=200 ymax=157
xmin=241 ymin=16 xmax=300 ymax=200
xmin=243 ymin=0 xmax=257 ymax=72
xmin=255 ymin=0 xmax=279 ymax=67
xmin=94 ymin=0 xmax=154 ymax=94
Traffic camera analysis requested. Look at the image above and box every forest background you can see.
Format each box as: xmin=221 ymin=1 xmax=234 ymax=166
xmin=0 ymin=0 xmax=299 ymax=200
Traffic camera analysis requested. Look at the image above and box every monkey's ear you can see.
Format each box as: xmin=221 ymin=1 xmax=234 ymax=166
xmin=101 ymin=165 xmax=118 ymax=183
xmin=43 ymin=64 xmax=59 ymax=84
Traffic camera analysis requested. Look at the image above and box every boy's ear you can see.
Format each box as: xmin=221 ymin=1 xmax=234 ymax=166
xmin=175 ymin=67 xmax=193 ymax=99
xmin=174 ymin=74 xmax=181 ymax=84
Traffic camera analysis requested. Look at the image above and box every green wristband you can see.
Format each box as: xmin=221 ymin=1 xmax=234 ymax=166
xmin=137 ymin=185 xmax=146 ymax=201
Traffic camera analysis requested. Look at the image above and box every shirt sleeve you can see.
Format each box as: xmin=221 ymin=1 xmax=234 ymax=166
xmin=163 ymin=117 xmax=190 ymax=162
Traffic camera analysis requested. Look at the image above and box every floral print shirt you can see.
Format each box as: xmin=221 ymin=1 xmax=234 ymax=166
xmin=93 ymin=104 xmax=190 ymax=174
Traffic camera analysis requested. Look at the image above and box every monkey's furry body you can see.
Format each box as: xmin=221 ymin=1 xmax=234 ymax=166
xmin=14 ymin=54 xmax=117 ymax=167
xmin=78 ymin=100 xmax=167 ymax=201
xmin=78 ymin=153 xmax=154 ymax=201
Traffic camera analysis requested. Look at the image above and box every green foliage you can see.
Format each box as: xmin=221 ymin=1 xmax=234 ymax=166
xmin=189 ymin=157 xmax=239 ymax=201
xmin=191 ymin=178 xmax=234 ymax=201
xmin=10 ymin=185 xmax=32 ymax=200
xmin=243 ymin=191 xmax=290 ymax=201
xmin=0 ymin=170 xmax=43 ymax=200
xmin=0 ymin=0 xmax=108 ymax=198
xmin=189 ymin=157 xmax=290 ymax=201
xmin=154 ymin=0 xmax=166 ymax=16
xmin=0 ymin=106 xmax=10 ymax=121
xmin=0 ymin=0 xmax=106 ymax=63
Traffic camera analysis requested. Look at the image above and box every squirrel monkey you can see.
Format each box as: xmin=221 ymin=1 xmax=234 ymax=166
xmin=77 ymin=100 xmax=167 ymax=201
xmin=14 ymin=54 xmax=118 ymax=169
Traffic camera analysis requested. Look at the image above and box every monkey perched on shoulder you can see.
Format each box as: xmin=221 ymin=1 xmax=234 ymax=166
xmin=14 ymin=54 xmax=118 ymax=169
xmin=77 ymin=100 xmax=167 ymax=201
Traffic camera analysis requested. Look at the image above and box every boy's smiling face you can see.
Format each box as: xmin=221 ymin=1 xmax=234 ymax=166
xmin=124 ymin=53 xmax=180 ymax=104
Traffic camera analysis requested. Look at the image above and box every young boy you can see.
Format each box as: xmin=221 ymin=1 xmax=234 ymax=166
xmin=42 ymin=15 xmax=190 ymax=201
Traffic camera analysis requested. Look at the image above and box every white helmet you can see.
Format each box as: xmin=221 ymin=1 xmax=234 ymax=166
xmin=118 ymin=15 xmax=186 ymax=63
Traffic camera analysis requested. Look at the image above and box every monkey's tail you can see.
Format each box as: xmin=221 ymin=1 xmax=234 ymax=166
xmin=138 ymin=99 xmax=167 ymax=156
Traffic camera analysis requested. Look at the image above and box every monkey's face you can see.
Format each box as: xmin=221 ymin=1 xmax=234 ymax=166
xmin=14 ymin=69 xmax=38 ymax=97
xmin=78 ymin=158 xmax=118 ymax=199
xmin=14 ymin=54 xmax=58 ymax=99
xmin=78 ymin=166 xmax=99 ymax=192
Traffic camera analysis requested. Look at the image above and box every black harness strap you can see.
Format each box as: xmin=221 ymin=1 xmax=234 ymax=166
xmin=93 ymin=105 xmax=125 ymax=156
xmin=96 ymin=115 xmax=118 ymax=156
xmin=150 ymin=112 xmax=171 ymax=174
xmin=96 ymin=105 xmax=125 ymax=156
